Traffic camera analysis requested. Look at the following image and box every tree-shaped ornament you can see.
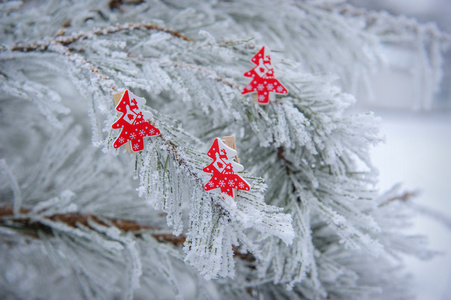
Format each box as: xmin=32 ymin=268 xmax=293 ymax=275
xmin=241 ymin=46 xmax=288 ymax=104
xmin=203 ymin=137 xmax=250 ymax=198
xmin=112 ymin=90 xmax=160 ymax=152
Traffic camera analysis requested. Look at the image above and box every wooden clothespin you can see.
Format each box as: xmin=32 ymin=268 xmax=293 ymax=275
xmin=113 ymin=92 xmax=133 ymax=153
xmin=253 ymin=93 xmax=275 ymax=104
xmin=221 ymin=136 xmax=243 ymax=199
xmin=221 ymin=136 xmax=239 ymax=164
xmin=253 ymin=94 xmax=258 ymax=103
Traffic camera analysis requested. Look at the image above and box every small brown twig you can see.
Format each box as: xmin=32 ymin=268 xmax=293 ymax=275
xmin=11 ymin=23 xmax=192 ymax=52
xmin=379 ymin=190 xmax=420 ymax=207
xmin=0 ymin=205 xmax=185 ymax=246
xmin=0 ymin=205 xmax=255 ymax=260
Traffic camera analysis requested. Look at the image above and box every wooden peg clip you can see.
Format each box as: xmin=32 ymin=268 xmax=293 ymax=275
xmin=113 ymin=92 xmax=132 ymax=153
xmin=253 ymin=93 xmax=274 ymax=104
xmin=222 ymin=136 xmax=240 ymax=199
xmin=221 ymin=136 xmax=239 ymax=164
xmin=253 ymin=94 xmax=259 ymax=104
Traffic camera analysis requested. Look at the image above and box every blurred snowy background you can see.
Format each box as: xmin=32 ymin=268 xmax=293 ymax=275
xmin=349 ymin=1 xmax=451 ymax=299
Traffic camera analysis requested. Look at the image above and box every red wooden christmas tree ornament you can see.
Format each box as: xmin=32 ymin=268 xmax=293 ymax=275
xmin=203 ymin=137 xmax=250 ymax=198
xmin=241 ymin=46 xmax=288 ymax=104
xmin=112 ymin=90 xmax=160 ymax=152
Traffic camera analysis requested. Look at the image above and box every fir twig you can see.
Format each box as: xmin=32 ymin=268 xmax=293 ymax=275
xmin=156 ymin=134 xmax=204 ymax=186
xmin=306 ymin=3 xmax=451 ymax=44
xmin=379 ymin=190 xmax=420 ymax=206
xmin=172 ymin=61 xmax=240 ymax=89
xmin=0 ymin=205 xmax=255 ymax=260
xmin=10 ymin=23 xmax=192 ymax=52
xmin=49 ymin=43 xmax=119 ymax=92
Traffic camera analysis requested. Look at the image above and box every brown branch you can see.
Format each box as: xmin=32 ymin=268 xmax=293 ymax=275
xmin=0 ymin=205 xmax=185 ymax=246
xmin=109 ymin=0 xmax=145 ymax=10
xmin=0 ymin=205 xmax=255 ymax=261
xmin=11 ymin=23 xmax=192 ymax=52
xmin=379 ymin=190 xmax=420 ymax=207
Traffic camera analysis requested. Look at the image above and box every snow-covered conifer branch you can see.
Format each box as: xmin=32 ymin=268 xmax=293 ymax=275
xmin=318 ymin=3 xmax=451 ymax=45
xmin=0 ymin=0 xmax=442 ymax=298
xmin=312 ymin=2 xmax=450 ymax=109
xmin=11 ymin=22 xmax=192 ymax=52
xmin=2 ymin=22 xmax=295 ymax=282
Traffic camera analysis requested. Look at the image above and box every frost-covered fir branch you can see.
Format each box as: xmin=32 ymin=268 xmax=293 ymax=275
xmin=0 ymin=205 xmax=263 ymax=261
xmin=0 ymin=0 xmax=443 ymax=299
xmin=316 ymin=2 xmax=451 ymax=109
xmin=11 ymin=22 xmax=192 ymax=52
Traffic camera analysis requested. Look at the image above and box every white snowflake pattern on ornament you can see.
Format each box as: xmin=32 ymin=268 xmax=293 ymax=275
xmin=209 ymin=181 xmax=215 ymax=187
xmin=118 ymin=137 xmax=125 ymax=143
xmin=219 ymin=180 xmax=226 ymax=187
xmin=139 ymin=129 xmax=146 ymax=136
xmin=133 ymin=143 xmax=139 ymax=150
xmin=130 ymin=133 xmax=136 ymax=139
xmin=238 ymin=182 xmax=245 ymax=189
xmin=267 ymin=83 xmax=274 ymax=91
xmin=246 ymin=85 xmax=253 ymax=91
xmin=277 ymin=86 xmax=284 ymax=92
xmin=228 ymin=180 xmax=235 ymax=187
xmin=257 ymin=84 xmax=264 ymax=91
xmin=258 ymin=95 xmax=266 ymax=102
xmin=149 ymin=129 xmax=155 ymax=135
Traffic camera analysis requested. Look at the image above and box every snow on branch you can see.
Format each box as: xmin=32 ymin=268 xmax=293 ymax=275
xmin=11 ymin=22 xmax=192 ymax=52
xmin=0 ymin=0 xmax=440 ymax=297
xmin=311 ymin=2 xmax=451 ymax=109
xmin=320 ymin=3 xmax=451 ymax=45
xmin=2 ymin=31 xmax=295 ymax=281
xmin=129 ymin=109 xmax=294 ymax=278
